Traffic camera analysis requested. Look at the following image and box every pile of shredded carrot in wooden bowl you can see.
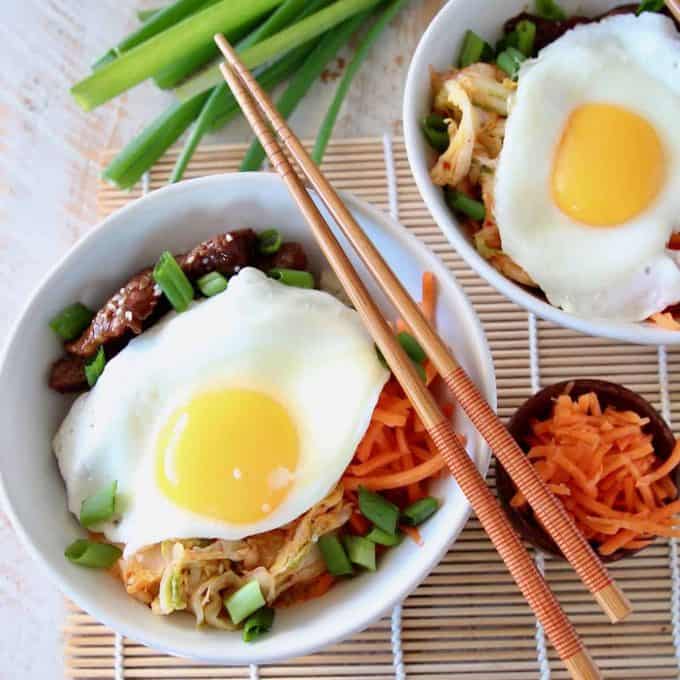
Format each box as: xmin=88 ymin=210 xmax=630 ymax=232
xmin=510 ymin=392 xmax=680 ymax=556
xmin=341 ymin=272 xmax=461 ymax=546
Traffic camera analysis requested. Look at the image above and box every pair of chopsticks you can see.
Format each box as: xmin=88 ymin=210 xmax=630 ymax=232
xmin=214 ymin=35 xmax=623 ymax=680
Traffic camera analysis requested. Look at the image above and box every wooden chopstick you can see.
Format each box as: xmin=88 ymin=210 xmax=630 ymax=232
xmin=666 ymin=0 xmax=680 ymax=22
xmin=214 ymin=35 xmax=631 ymax=627
xmin=215 ymin=35 xmax=601 ymax=680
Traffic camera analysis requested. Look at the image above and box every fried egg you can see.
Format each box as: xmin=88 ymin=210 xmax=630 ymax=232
xmin=494 ymin=13 xmax=680 ymax=321
xmin=54 ymin=268 xmax=389 ymax=554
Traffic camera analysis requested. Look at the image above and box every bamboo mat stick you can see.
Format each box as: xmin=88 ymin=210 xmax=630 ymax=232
xmin=213 ymin=34 xmax=630 ymax=627
xmin=215 ymin=36 xmax=599 ymax=680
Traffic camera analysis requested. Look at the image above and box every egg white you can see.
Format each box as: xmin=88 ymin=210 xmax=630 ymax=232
xmin=494 ymin=13 xmax=680 ymax=321
xmin=54 ymin=268 xmax=389 ymax=554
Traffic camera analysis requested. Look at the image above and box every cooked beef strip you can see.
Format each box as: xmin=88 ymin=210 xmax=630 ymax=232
xmin=49 ymin=229 xmax=310 ymax=392
xmin=503 ymin=4 xmax=675 ymax=52
xmin=255 ymin=242 xmax=308 ymax=273
xmin=49 ymin=355 xmax=88 ymax=393
xmin=65 ymin=268 xmax=159 ymax=357
xmin=64 ymin=229 xmax=258 ymax=358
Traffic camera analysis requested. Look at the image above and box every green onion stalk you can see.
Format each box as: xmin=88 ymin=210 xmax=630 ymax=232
xmin=175 ymin=0 xmax=383 ymax=101
xmin=169 ymin=0 xmax=325 ymax=182
xmin=240 ymin=9 xmax=369 ymax=172
xmin=104 ymin=42 xmax=313 ymax=190
xmin=71 ymin=0 xmax=284 ymax=110
xmin=312 ymin=0 xmax=412 ymax=164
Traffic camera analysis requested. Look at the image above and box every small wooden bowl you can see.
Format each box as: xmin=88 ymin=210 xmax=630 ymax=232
xmin=496 ymin=379 xmax=678 ymax=563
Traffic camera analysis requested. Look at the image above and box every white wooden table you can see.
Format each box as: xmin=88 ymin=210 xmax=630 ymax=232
xmin=0 ymin=1 xmax=444 ymax=676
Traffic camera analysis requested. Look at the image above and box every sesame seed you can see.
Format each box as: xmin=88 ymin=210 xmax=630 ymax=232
xmin=261 ymin=503 xmax=271 ymax=513
xmin=233 ymin=468 xmax=242 ymax=480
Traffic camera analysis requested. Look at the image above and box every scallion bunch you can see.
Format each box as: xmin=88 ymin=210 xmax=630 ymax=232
xmin=69 ymin=0 xmax=412 ymax=190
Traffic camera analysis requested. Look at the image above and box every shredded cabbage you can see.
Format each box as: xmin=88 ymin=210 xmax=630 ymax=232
xmin=118 ymin=485 xmax=352 ymax=629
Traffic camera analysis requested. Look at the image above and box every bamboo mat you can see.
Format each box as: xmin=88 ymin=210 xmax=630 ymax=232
xmin=65 ymin=137 xmax=680 ymax=679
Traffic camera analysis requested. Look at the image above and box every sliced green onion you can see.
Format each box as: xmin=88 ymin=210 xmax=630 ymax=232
xmin=515 ymin=19 xmax=536 ymax=57
xmin=225 ymin=580 xmax=266 ymax=624
xmin=342 ymin=535 xmax=376 ymax=571
xmin=401 ymin=497 xmax=439 ymax=526
xmin=71 ymin=0 xmax=284 ymax=111
xmin=65 ymin=539 xmax=122 ymax=568
xmin=49 ymin=303 xmax=94 ymax=341
xmin=366 ymin=526 xmax=402 ymax=547
xmin=318 ymin=534 xmax=353 ymax=576
xmin=457 ymin=29 xmax=494 ymax=68
xmin=444 ymin=188 xmax=486 ymax=222
xmin=159 ymin=565 xmax=187 ymax=611
xmin=358 ymin=487 xmax=399 ymax=535
xmin=421 ymin=115 xmax=449 ymax=153
xmin=240 ymin=9 xmax=367 ymax=171
xmin=311 ymin=0 xmax=411 ymax=164
xmin=535 ymin=0 xmax=567 ymax=21
xmin=268 ymin=268 xmax=315 ymax=289
xmin=257 ymin=229 xmax=283 ymax=255
xmin=496 ymin=47 xmax=526 ymax=80
xmin=397 ymin=331 xmax=426 ymax=364
xmin=197 ymin=271 xmax=228 ymax=297
xmin=153 ymin=251 xmax=194 ymax=312
xmin=637 ymin=0 xmax=665 ymax=13
xmin=80 ymin=481 xmax=118 ymax=528
xmin=176 ymin=0 xmax=383 ymax=100
xmin=84 ymin=347 xmax=106 ymax=387
xmin=243 ymin=606 xmax=275 ymax=642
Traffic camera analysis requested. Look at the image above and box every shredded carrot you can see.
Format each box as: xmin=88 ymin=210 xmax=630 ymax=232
xmin=343 ymin=454 xmax=447 ymax=491
xmin=638 ymin=441 xmax=680 ymax=486
xmin=339 ymin=271 xmax=458 ymax=553
xmin=356 ymin=422 xmax=383 ymax=462
xmin=348 ymin=512 xmax=370 ymax=536
xmin=400 ymin=524 xmax=423 ymax=546
xmin=306 ymin=572 xmax=336 ymax=599
xmin=650 ymin=312 xmax=680 ymax=330
xmin=395 ymin=317 xmax=409 ymax=334
xmin=372 ymin=408 xmax=408 ymax=428
xmin=348 ymin=450 xmax=406 ymax=476
xmin=421 ymin=272 xmax=437 ymax=325
xmin=509 ymin=391 xmax=680 ymax=555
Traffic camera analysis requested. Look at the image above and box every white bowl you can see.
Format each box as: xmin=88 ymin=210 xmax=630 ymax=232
xmin=403 ymin=0 xmax=680 ymax=345
xmin=0 ymin=173 xmax=495 ymax=664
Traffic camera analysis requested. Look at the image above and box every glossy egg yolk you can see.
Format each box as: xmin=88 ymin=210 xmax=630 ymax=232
xmin=551 ymin=103 xmax=665 ymax=227
xmin=156 ymin=388 xmax=299 ymax=524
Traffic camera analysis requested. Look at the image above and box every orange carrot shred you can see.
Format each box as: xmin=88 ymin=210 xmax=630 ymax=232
xmin=400 ymin=524 xmax=423 ymax=546
xmin=348 ymin=512 xmax=370 ymax=536
xmin=421 ymin=272 xmax=436 ymax=325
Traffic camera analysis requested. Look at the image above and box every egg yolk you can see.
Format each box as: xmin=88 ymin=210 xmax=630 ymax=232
xmin=156 ymin=388 xmax=299 ymax=524
xmin=551 ymin=103 xmax=665 ymax=227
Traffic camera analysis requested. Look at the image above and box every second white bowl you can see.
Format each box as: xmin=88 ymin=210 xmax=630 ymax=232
xmin=403 ymin=0 xmax=680 ymax=345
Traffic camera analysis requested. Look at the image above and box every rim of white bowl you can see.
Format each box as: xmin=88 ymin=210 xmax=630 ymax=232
xmin=403 ymin=0 xmax=680 ymax=346
xmin=0 ymin=172 xmax=496 ymax=664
